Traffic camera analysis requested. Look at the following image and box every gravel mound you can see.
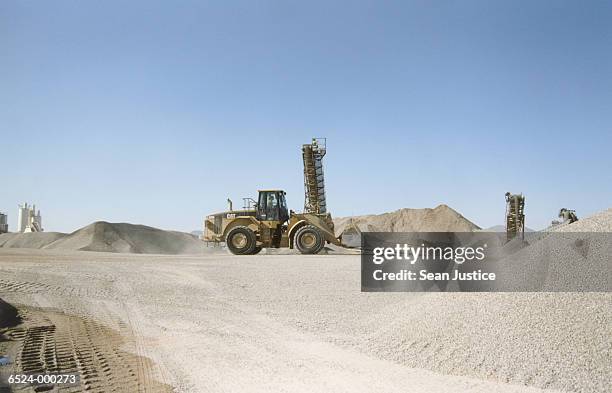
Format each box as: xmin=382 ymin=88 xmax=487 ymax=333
xmin=492 ymin=234 xmax=610 ymax=292
xmin=335 ymin=204 xmax=480 ymax=234
xmin=0 ymin=232 xmax=66 ymax=249
xmin=335 ymin=204 xmax=480 ymax=246
xmin=0 ymin=222 xmax=211 ymax=255
xmin=363 ymin=292 xmax=610 ymax=393
xmin=359 ymin=207 xmax=612 ymax=391
xmin=46 ymin=221 xmax=208 ymax=254
xmin=485 ymin=207 xmax=612 ymax=291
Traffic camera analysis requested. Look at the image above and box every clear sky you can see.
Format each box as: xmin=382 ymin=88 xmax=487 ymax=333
xmin=1 ymin=0 xmax=611 ymax=233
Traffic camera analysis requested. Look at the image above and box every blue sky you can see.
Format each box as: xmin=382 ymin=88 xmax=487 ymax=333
xmin=1 ymin=0 xmax=611 ymax=233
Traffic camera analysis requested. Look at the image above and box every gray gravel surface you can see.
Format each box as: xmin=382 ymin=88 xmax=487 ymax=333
xmin=0 ymin=208 xmax=609 ymax=392
xmin=0 ymin=248 xmax=608 ymax=392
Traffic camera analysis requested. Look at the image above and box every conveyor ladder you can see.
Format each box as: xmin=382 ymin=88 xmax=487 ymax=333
xmin=302 ymin=138 xmax=327 ymax=214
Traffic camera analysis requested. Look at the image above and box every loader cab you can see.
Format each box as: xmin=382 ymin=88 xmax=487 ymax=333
xmin=257 ymin=190 xmax=289 ymax=223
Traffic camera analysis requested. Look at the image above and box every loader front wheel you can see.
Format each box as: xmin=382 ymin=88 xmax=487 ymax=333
xmin=226 ymin=226 xmax=257 ymax=255
xmin=295 ymin=225 xmax=324 ymax=254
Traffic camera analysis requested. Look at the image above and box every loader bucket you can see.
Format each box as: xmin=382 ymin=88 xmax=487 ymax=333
xmin=340 ymin=220 xmax=362 ymax=248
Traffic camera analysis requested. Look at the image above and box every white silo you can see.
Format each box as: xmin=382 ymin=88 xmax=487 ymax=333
xmin=17 ymin=203 xmax=43 ymax=233
xmin=0 ymin=213 xmax=8 ymax=233
xmin=17 ymin=203 xmax=28 ymax=233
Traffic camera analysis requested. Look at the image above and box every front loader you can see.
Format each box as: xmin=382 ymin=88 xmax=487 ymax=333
xmin=203 ymin=139 xmax=343 ymax=255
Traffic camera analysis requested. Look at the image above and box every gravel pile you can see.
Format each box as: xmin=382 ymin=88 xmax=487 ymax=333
xmin=335 ymin=204 xmax=480 ymax=247
xmin=359 ymin=207 xmax=612 ymax=391
xmin=493 ymin=233 xmax=610 ymax=292
xmin=0 ymin=222 xmax=213 ymax=255
xmin=478 ymin=209 xmax=612 ymax=292
xmin=0 ymin=232 xmax=66 ymax=249
xmin=335 ymin=205 xmax=480 ymax=234
xmin=362 ymin=292 xmax=610 ymax=393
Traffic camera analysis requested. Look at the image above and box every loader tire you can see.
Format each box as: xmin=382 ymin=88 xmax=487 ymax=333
xmin=295 ymin=225 xmax=325 ymax=254
xmin=250 ymin=246 xmax=262 ymax=255
xmin=226 ymin=226 xmax=257 ymax=255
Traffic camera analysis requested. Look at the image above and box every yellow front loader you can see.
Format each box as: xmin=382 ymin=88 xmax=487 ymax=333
xmin=203 ymin=138 xmax=343 ymax=255
xmin=203 ymin=190 xmax=341 ymax=255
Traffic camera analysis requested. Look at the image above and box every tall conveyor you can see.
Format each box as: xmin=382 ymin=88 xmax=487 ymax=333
xmin=302 ymin=138 xmax=328 ymax=214
xmin=505 ymin=192 xmax=525 ymax=242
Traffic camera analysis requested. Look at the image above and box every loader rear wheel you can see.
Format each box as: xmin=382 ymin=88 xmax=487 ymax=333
xmin=250 ymin=246 xmax=262 ymax=255
xmin=295 ymin=225 xmax=324 ymax=254
xmin=226 ymin=226 xmax=257 ymax=255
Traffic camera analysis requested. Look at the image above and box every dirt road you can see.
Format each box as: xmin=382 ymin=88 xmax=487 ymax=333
xmin=0 ymin=249 xmax=607 ymax=392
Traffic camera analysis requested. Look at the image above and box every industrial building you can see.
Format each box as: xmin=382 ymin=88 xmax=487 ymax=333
xmin=0 ymin=213 xmax=8 ymax=233
xmin=17 ymin=203 xmax=43 ymax=232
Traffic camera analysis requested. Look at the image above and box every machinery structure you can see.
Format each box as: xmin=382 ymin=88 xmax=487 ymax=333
xmin=203 ymin=138 xmax=342 ymax=255
xmin=505 ymin=192 xmax=525 ymax=242
xmin=302 ymin=138 xmax=327 ymax=214
xmin=558 ymin=208 xmax=578 ymax=224
xmin=17 ymin=203 xmax=43 ymax=233
xmin=0 ymin=213 xmax=8 ymax=233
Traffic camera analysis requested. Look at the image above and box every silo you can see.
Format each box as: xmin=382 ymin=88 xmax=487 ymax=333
xmin=0 ymin=213 xmax=8 ymax=233
xmin=17 ymin=203 xmax=28 ymax=233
